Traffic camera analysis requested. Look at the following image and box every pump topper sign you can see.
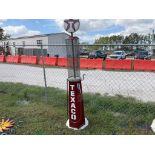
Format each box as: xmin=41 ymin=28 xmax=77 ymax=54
xmin=64 ymin=19 xmax=80 ymax=33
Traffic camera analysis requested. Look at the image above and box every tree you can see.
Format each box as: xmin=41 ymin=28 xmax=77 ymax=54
xmin=94 ymin=35 xmax=124 ymax=51
xmin=0 ymin=28 xmax=11 ymax=55
xmin=0 ymin=27 xmax=10 ymax=40
xmin=84 ymin=33 xmax=152 ymax=52
xmin=81 ymin=41 xmax=99 ymax=51
xmin=123 ymin=33 xmax=140 ymax=44
xmin=0 ymin=28 xmax=4 ymax=40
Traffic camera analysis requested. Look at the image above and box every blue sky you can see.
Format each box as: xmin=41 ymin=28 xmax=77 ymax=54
xmin=0 ymin=19 xmax=61 ymax=35
xmin=0 ymin=19 xmax=155 ymax=43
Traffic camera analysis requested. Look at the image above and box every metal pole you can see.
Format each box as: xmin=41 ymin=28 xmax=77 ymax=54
xmin=13 ymin=43 xmax=16 ymax=55
xmin=4 ymin=42 xmax=6 ymax=56
xmin=152 ymin=29 xmax=154 ymax=53
xmin=14 ymin=45 xmax=15 ymax=55
xmin=41 ymin=45 xmax=48 ymax=102
xmin=71 ymin=32 xmax=76 ymax=79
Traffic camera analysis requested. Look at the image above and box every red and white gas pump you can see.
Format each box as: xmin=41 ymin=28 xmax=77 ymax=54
xmin=64 ymin=19 xmax=88 ymax=130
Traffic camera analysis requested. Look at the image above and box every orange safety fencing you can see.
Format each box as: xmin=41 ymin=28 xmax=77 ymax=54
xmin=80 ymin=58 xmax=89 ymax=69
xmin=0 ymin=55 xmax=5 ymax=62
xmin=6 ymin=55 xmax=20 ymax=63
xmin=80 ymin=58 xmax=103 ymax=70
xmin=39 ymin=57 xmax=57 ymax=66
xmin=105 ymin=59 xmax=132 ymax=70
xmin=2 ymin=54 xmax=155 ymax=72
xmin=134 ymin=60 xmax=155 ymax=71
xmin=20 ymin=55 xmax=37 ymax=65
xmin=57 ymin=57 xmax=67 ymax=67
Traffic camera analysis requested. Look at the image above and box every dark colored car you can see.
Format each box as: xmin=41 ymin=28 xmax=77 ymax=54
xmin=88 ymin=50 xmax=107 ymax=60
xmin=80 ymin=50 xmax=89 ymax=56
xmin=134 ymin=51 xmax=151 ymax=60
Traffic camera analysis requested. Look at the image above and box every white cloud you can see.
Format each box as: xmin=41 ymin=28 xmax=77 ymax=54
xmin=79 ymin=34 xmax=106 ymax=43
xmin=55 ymin=19 xmax=115 ymax=33
xmin=80 ymin=19 xmax=115 ymax=32
xmin=0 ymin=19 xmax=7 ymax=22
xmin=54 ymin=19 xmax=64 ymax=30
xmin=55 ymin=19 xmax=116 ymax=43
xmin=3 ymin=25 xmax=41 ymax=37
xmin=54 ymin=19 xmax=155 ymax=43
xmin=0 ymin=19 xmax=7 ymax=26
xmin=115 ymin=19 xmax=155 ymax=35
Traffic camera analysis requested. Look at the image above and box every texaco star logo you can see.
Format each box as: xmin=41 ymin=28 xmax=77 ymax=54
xmin=64 ymin=19 xmax=80 ymax=33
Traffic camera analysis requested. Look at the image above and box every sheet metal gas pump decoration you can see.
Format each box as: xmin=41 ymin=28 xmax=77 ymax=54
xmin=64 ymin=19 xmax=88 ymax=130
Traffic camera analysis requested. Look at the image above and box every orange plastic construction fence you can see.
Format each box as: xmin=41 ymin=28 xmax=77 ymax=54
xmin=6 ymin=55 xmax=20 ymax=63
xmin=105 ymin=59 xmax=132 ymax=70
xmin=134 ymin=60 xmax=155 ymax=71
xmin=20 ymin=55 xmax=37 ymax=64
xmin=57 ymin=57 xmax=67 ymax=67
xmin=0 ymin=55 xmax=5 ymax=62
xmin=39 ymin=57 xmax=57 ymax=66
xmin=80 ymin=58 xmax=103 ymax=70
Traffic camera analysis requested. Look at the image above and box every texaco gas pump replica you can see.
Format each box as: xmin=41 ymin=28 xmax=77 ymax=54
xmin=64 ymin=19 xmax=88 ymax=130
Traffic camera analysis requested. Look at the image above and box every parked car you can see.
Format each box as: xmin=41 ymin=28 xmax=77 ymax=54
xmin=80 ymin=50 xmax=89 ymax=56
xmin=109 ymin=51 xmax=127 ymax=59
xmin=148 ymin=50 xmax=153 ymax=56
xmin=134 ymin=51 xmax=151 ymax=60
xmin=88 ymin=50 xmax=107 ymax=60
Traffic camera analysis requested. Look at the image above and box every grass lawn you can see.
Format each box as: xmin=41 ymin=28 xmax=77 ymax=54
xmin=0 ymin=82 xmax=155 ymax=135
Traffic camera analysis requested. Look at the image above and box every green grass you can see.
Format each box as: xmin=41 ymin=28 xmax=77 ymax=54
xmin=0 ymin=82 xmax=155 ymax=135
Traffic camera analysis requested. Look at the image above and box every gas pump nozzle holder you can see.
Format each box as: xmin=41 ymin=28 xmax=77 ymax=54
xmin=66 ymin=36 xmax=88 ymax=130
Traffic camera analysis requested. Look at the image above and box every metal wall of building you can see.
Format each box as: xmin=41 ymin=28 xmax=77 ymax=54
xmin=1 ymin=36 xmax=48 ymax=55
xmin=47 ymin=33 xmax=69 ymax=57
xmin=1 ymin=33 xmax=69 ymax=57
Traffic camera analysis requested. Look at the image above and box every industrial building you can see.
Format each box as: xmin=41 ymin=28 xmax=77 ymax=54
xmin=0 ymin=32 xmax=69 ymax=57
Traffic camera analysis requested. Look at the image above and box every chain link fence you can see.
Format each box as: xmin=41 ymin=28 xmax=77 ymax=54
xmin=1 ymin=44 xmax=155 ymax=134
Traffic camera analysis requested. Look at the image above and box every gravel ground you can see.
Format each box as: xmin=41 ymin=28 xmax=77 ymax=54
xmin=0 ymin=63 xmax=155 ymax=102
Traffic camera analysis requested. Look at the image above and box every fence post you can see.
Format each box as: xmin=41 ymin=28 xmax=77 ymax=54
xmin=41 ymin=44 xmax=48 ymax=103
xmin=13 ymin=42 xmax=16 ymax=56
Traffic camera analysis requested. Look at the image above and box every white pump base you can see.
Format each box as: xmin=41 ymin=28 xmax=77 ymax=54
xmin=151 ymin=119 xmax=155 ymax=132
xmin=66 ymin=118 xmax=89 ymax=130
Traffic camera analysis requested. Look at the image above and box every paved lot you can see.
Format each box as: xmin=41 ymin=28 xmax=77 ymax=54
xmin=0 ymin=63 xmax=155 ymax=102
